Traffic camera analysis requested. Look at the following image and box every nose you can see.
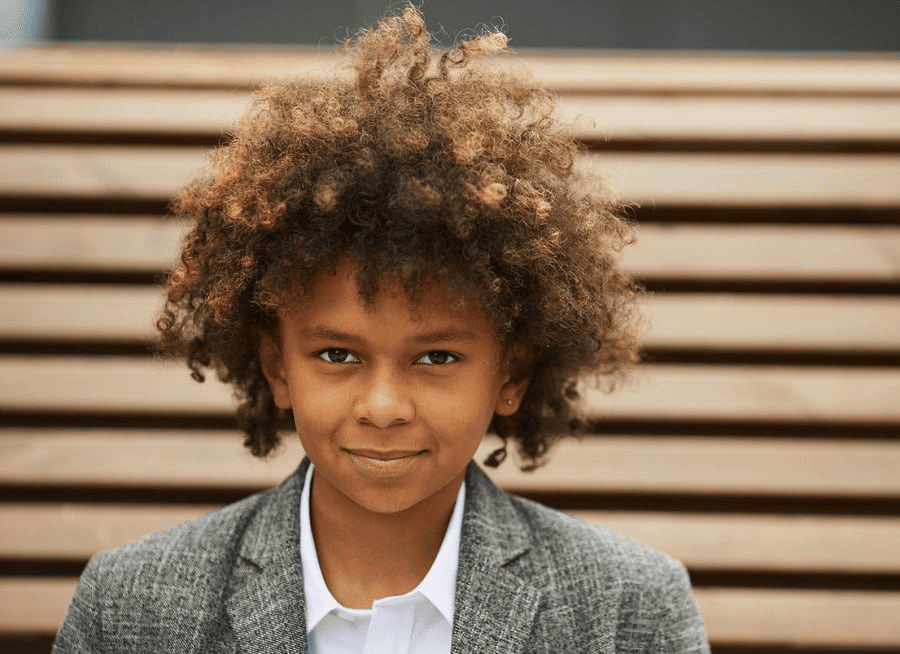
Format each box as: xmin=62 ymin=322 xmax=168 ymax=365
xmin=352 ymin=365 xmax=415 ymax=428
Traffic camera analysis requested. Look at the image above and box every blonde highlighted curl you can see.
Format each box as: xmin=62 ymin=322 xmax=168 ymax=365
xmin=158 ymin=6 xmax=641 ymax=470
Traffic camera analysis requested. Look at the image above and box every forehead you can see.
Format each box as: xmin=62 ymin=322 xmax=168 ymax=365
xmin=278 ymin=259 xmax=497 ymax=338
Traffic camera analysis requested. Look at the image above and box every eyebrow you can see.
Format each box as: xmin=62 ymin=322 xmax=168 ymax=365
xmin=302 ymin=326 xmax=477 ymax=345
xmin=302 ymin=327 xmax=361 ymax=342
xmin=411 ymin=330 xmax=477 ymax=345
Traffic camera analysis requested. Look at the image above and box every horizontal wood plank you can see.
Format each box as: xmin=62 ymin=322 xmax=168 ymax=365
xmin=642 ymin=294 xmax=900 ymax=351
xmin=4 ymin=88 xmax=900 ymax=144
xmin=2 ymin=356 xmax=898 ymax=423
xmin=4 ymin=502 xmax=899 ymax=575
xmin=0 ymin=578 xmax=76 ymax=636
xmin=4 ymin=285 xmax=899 ymax=353
xmin=560 ymin=95 xmax=900 ymax=142
xmin=576 ymin=512 xmax=900 ymax=574
xmin=0 ymin=285 xmax=160 ymax=341
xmin=0 ymin=430 xmax=302 ymax=491
xmin=0 ymin=146 xmax=206 ymax=200
xmin=483 ymin=435 xmax=900 ymax=499
xmin=3 ymin=217 xmax=898 ymax=283
xmin=3 ymin=432 xmax=898 ymax=499
xmin=0 ymin=216 xmax=183 ymax=274
xmin=0 ymin=88 xmax=251 ymax=135
xmin=581 ymin=152 xmax=900 ymax=208
xmin=0 ymin=503 xmax=219 ymax=559
xmin=0 ymin=46 xmax=342 ymax=90
xmin=3 ymin=47 xmax=900 ymax=95
xmin=624 ymin=224 xmax=900 ymax=282
xmin=580 ymin=364 xmax=900 ymax=423
xmin=693 ymin=588 xmax=900 ymax=648
xmin=5 ymin=146 xmax=900 ymax=208
xmin=3 ymin=577 xmax=898 ymax=646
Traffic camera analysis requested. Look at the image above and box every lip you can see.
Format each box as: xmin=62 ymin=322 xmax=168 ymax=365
xmin=344 ymin=448 xmax=425 ymax=477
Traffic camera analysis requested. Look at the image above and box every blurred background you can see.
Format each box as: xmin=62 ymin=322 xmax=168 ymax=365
xmin=4 ymin=0 xmax=900 ymax=51
xmin=2 ymin=1 xmax=900 ymax=653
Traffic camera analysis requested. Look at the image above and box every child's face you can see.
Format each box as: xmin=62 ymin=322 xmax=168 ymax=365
xmin=259 ymin=261 xmax=528 ymax=516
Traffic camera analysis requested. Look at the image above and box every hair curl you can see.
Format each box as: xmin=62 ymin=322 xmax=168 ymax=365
xmin=157 ymin=6 xmax=641 ymax=470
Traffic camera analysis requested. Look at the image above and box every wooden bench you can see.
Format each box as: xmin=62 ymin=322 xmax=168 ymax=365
xmin=1 ymin=45 xmax=899 ymax=653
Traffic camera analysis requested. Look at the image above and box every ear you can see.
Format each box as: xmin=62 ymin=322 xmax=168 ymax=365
xmin=494 ymin=342 xmax=533 ymax=416
xmin=494 ymin=374 xmax=531 ymax=416
xmin=258 ymin=330 xmax=293 ymax=410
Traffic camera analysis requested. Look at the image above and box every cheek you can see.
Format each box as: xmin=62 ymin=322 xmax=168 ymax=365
xmin=423 ymin=375 xmax=503 ymax=432
xmin=287 ymin=377 xmax=348 ymax=431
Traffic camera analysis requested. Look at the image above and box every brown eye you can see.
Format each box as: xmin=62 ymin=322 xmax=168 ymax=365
xmin=318 ymin=348 xmax=358 ymax=364
xmin=417 ymin=351 xmax=456 ymax=366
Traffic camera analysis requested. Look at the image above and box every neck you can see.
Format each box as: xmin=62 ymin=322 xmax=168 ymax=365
xmin=309 ymin=470 xmax=463 ymax=609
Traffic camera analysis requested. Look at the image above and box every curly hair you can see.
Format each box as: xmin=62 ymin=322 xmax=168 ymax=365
xmin=157 ymin=6 xmax=641 ymax=470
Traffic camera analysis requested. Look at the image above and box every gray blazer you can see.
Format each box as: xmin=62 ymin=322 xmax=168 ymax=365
xmin=53 ymin=459 xmax=710 ymax=653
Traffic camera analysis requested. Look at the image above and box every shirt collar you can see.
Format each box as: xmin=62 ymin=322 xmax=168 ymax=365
xmin=299 ymin=462 xmax=465 ymax=632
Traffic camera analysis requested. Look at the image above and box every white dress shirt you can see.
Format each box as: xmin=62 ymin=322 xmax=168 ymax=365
xmin=300 ymin=464 xmax=465 ymax=654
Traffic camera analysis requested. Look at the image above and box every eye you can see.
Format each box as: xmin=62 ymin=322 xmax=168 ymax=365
xmin=416 ymin=351 xmax=457 ymax=366
xmin=317 ymin=348 xmax=359 ymax=364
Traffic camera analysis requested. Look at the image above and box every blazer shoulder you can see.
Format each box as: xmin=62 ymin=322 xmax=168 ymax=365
xmin=506 ymin=493 xmax=688 ymax=587
xmin=86 ymin=487 xmax=270 ymax=592
xmin=54 ymin=467 xmax=307 ymax=652
xmin=499 ymin=494 xmax=709 ymax=650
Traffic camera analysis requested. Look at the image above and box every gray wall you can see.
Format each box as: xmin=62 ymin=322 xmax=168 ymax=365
xmin=44 ymin=0 xmax=900 ymax=51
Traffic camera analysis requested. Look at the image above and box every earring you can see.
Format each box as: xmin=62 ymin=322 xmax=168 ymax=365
xmin=506 ymin=399 xmax=513 ymax=406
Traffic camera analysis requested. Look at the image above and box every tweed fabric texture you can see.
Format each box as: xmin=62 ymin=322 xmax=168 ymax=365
xmin=53 ymin=459 xmax=710 ymax=653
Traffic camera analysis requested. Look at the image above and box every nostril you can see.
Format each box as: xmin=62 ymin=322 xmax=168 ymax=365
xmin=352 ymin=374 xmax=415 ymax=428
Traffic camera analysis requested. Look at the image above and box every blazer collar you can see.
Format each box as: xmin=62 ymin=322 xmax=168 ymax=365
xmin=225 ymin=458 xmax=311 ymax=654
xmin=224 ymin=458 xmax=541 ymax=654
xmin=451 ymin=462 xmax=543 ymax=654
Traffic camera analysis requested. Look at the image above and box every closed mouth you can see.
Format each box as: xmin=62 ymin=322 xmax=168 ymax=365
xmin=344 ymin=448 xmax=424 ymax=460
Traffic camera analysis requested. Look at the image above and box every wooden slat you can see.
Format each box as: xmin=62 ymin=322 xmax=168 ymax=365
xmin=0 ymin=431 xmax=302 ymax=491
xmin=482 ymin=436 xmax=900 ymax=499
xmin=3 ymin=577 xmax=898 ymax=647
xmin=2 ymin=356 xmax=899 ymax=422
xmin=0 ymin=146 xmax=206 ymax=200
xmin=0 ymin=578 xmax=76 ymax=636
xmin=3 ymin=432 xmax=899 ymax=499
xmin=0 ymin=88 xmax=250 ymax=135
xmin=3 ymin=47 xmax=900 ymax=95
xmin=560 ymin=95 xmax=900 ymax=142
xmin=0 ymin=356 xmax=233 ymax=414
xmin=4 ymin=502 xmax=899 ymax=575
xmin=581 ymin=152 xmax=900 ymax=208
xmin=0 ymin=504 xmax=217 ymax=559
xmin=5 ymin=146 xmax=900 ymax=208
xmin=0 ymin=46 xmax=343 ymax=89
xmin=693 ymin=588 xmax=900 ymax=648
xmin=0 ymin=216 xmax=182 ymax=273
xmin=3 ymin=217 xmax=897 ymax=283
xmin=625 ymin=224 xmax=900 ymax=282
xmin=576 ymin=512 xmax=900 ymax=574
xmin=524 ymin=53 xmax=900 ymax=96
xmin=5 ymin=88 xmax=900 ymax=144
xmin=0 ymin=285 xmax=160 ymax=341
xmin=4 ymin=284 xmax=900 ymax=353
xmin=642 ymin=294 xmax=900 ymax=351
xmin=581 ymin=365 xmax=900 ymax=423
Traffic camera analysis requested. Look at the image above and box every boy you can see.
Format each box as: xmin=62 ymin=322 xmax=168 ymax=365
xmin=53 ymin=7 xmax=710 ymax=652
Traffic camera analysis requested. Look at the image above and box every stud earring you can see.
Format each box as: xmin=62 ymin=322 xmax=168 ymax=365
xmin=506 ymin=399 xmax=513 ymax=406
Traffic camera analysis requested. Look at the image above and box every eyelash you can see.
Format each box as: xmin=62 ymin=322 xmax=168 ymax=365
xmin=315 ymin=348 xmax=458 ymax=366
xmin=416 ymin=351 xmax=458 ymax=366
xmin=317 ymin=348 xmax=360 ymax=364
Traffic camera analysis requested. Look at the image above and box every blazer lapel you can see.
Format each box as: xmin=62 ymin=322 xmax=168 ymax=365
xmin=225 ymin=459 xmax=310 ymax=654
xmin=451 ymin=463 xmax=542 ymax=654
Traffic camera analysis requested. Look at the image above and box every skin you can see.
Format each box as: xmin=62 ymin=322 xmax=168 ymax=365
xmin=258 ymin=261 xmax=529 ymax=608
